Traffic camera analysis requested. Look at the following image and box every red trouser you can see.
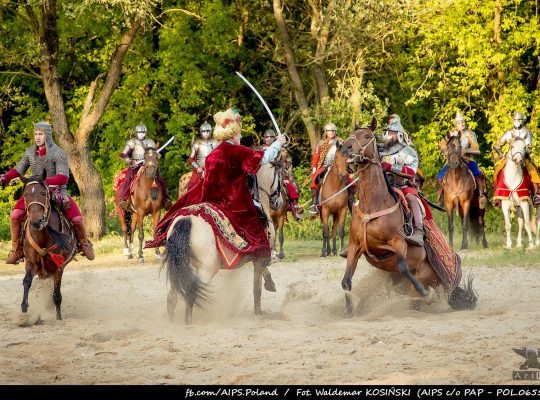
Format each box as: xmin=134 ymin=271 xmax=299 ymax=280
xmin=11 ymin=195 xmax=82 ymax=222
xmin=284 ymin=180 xmax=299 ymax=200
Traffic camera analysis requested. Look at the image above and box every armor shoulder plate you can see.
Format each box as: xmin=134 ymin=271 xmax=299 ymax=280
xmin=127 ymin=138 xmax=136 ymax=148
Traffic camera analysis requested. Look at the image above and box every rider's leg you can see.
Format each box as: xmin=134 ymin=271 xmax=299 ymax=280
xmin=405 ymin=194 xmax=424 ymax=247
xmin=157 ymin=174 xmax=172 ymax=210
xmin=66 ymin=198 xmax=95 ymax=261
xmin=467 ymin=160 xmax=487 ymax=208
xmin=436 ymin=165 xmax=448 ymax=205
xmin=5 ymin=200 xmax=25 ymax=264
xmin=524 ymin=159 xmax=540 ymax=206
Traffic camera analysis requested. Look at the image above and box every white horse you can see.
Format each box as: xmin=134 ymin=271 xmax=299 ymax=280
xmin=498 ymin=138 xmax=535 ymax=249
xmin=164 ymin=162 xmax=281 ymax=324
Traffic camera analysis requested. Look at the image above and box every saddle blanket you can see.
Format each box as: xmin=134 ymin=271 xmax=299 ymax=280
xmin=493 ymin=167 xmax=531 ymax=202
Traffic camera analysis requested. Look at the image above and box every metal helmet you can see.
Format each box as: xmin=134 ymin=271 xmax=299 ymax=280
xmin=513 ymin=112 xmax=525 ymax=129
xmin=34 ymin=121 xmax=54 ymax=147
xmin=134 ymin=123 xmax=147 ymax=138
xmin=200 ymin=121 xmax=212 ymax=139
xmin=388 ymin=114 xmax=401 ymax=124
xmin=263 ymin=129 xmax=276 ymax=138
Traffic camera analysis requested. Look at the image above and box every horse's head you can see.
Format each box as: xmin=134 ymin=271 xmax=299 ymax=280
xmin=341 ymin=117 xmax=379 ymax=168
xmin=508 ymin=138 xmax=527 ymax=165
xmin=23 ymin=175 xmax=50 ymax=230
xmin=144 ymin=147 xmax=160 ymax=179
xmin=446 ymin=134 xmax=463 ymax=169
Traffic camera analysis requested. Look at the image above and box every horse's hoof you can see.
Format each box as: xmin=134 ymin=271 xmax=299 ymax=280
xmin=278 ymin=253 xmax=285 ymax=259
xmin=138 ymin=258 xmax=144 ymax=264
xmin=126 ymin=254 xmax=134 ymax=260
xmin=341 ymin=279 xmax=352 ymax=291
xmin=425 ymin=287 xmax=436 ymax=304
xmin=16 ymin=313 xmax=30 ymax=327
xmin=254 ymin=309 xmax=263 ymax=315
xmin=264 ymin=279 xmax=276 ymax=293
xmin=123 ymin=249 xmax=131 ymax=257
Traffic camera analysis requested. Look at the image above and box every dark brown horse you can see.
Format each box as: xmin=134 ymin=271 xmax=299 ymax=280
xmin=19 ymin=175 xmax=77 ymax=324
xmin=443 ymin=135 xmax=487 ymax=249
xmin=340 ymin=120 xmax=477 ymax=315
xmin=318 ymin=142 xmax=349 ymax=257
xmin=116 ymin=147 xmax=164 ymax=262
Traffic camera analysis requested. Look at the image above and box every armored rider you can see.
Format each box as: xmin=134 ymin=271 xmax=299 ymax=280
xmin=0 ymin=121 xmax=95 ymax=263
xmin=187 ymin=121 xmax=219 ymax=190
xmin=379 ymin=115 xmax=425 ymax=247
xmin=493 ymin=111 xmax=540 ymax=206
xmin=310 ymin=123 xmax=354 ymax=216
xmin=260 ymin=129 xmax=304 ymax=220
xmin=437 ymin=112 xmax=487 ymax=208
xmin=117 ymin=123 xmax=172 ymax=211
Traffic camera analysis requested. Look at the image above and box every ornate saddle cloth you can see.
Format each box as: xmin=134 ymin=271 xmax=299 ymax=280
xmin=493 ymin=163 xmax=531 ymax=202
xmin=169 ymin=202 xmax=251 ymax=269
xmin=112 ymin=168 xmax=144 ymax=195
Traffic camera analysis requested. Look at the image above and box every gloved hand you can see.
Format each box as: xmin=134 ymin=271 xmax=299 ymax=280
xmin=129 ymin=159 xmax=139 ymax=168
xmin=276 ymin=134 xmax=288 ymax=145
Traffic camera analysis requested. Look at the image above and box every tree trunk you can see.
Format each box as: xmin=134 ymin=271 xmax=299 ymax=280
xmin=273 ymin=0 xmax=318 ymax=150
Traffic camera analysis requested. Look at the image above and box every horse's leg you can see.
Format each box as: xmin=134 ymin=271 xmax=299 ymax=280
xmin=393 ymin=239 xmax=429 ymax=297
xmin=521 ymin=201 xmax=534 ymax=249
xmin=137 ymin=214 xmax=144 ymax=263
xmin=516 ymin=205 xmax=524 ymax=248
xmin=341 ymin=241 xmax=363 ymax=317
xmin=479 ymin=208 xmax=488 ymax=248
xmin=321 ymin=208 xmax=330 ymax=257
xmin=337 ymin=207 xmax=347 ymax=256
xmin=152 ymin=210 xmax=162 ymax=260
xmin=52 ymin=269 xmax=64 ymax=320
xmin=447 ymin=203 xmax=454 ymax=248
xmin=410 ymin=259 xmax=438 ymax=310
xmin=502 ymin=201 xmax=512 ymax=249
xmin=460 ymin=199 xmax=471 ymax=250
xmin=129 ymin=212 xmax=137 ymax=258
xmin=278 ymin=220 xmax=285 ymax=259
xmin=21 ymin=262 xmax=35 ymax=315
xmin=167 ymin=287 xmax=178 ymax=322
xmin=331 ymin=212 xmax=339 ymax=256
xmin=118 ymin=208 xmax=131 ymax=258
xmin=253 ymin=261 xmax=264 ymax=315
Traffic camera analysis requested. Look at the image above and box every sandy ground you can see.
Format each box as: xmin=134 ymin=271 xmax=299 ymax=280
xmin=0 ymin=244 xmax=539 ymax=385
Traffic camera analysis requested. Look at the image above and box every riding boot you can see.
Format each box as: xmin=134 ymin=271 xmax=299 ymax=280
xmin=436 ymin=179 xmax=444 ymax=207
xmin=405 ymin=195 xmax=424 ymax=247
xmin=476 ymin=175 xmax=487 ymax=209
xmin=533 ymin=183 xmax=540 ymax=206
xmin=72 ymin=222 xmax=95 ymax=260
xmin=309 ymin=188 xmax=319 ymax=219
xmin=5 ymin=218 xmax=24 ymax=264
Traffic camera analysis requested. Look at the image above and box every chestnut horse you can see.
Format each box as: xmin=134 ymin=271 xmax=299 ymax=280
xmin=340 ymin=120 xmax=477 ymax=315
xmin=19 ymin=175 xmax=77 ymax=323
xmin=116 ymin=147 xmax=164 ymax=262
xmin=443 ymin=135 xmax=487 ymax=249
xmin=318 ymin=142 xmax=349 ymax=257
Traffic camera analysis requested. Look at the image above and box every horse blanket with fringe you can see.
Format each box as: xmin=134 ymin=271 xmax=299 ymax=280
xmin=493 ymin=164 xmax=532 ymax=202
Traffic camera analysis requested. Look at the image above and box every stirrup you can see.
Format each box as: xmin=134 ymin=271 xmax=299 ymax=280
xmin=479 ymin=194 xmax=487 ymax=209
xmin=534 ymin=195 xmax=540 ymax=206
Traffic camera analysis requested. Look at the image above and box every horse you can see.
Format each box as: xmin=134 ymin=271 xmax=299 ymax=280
xmin=164 ymin=161 xmax=281 ymax=324
xmin=496 ymin=138 xmax=535 ymax=249
xmin=340 ymin=120 xmax=477 ymax=315
xmin=318 ymin=142 xmax=350 ymax=257
xmin=116 ymin=147 xmax=165 ymax=262
xmin=20 ymin=175 xmax=77 ymax=323
xmin=442 ymin=134 xmax=488 ymax=249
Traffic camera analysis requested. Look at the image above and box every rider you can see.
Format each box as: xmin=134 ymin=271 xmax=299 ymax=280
xmin=436 ymin=112 xmax=487 ymax=208
xmin=380 ymin=115 xmax=425 ymax=247
xmin=260 ymin=128 xmax=304 ymax=220
xmin=0 ymin=121 xmax=95 ymax=263
xmin=310 ymin=122 xmax=353 ymax=217
xmin=493 ymin=111 xmax=540 ymax=206
xmin=117 ymin=123 xmax=172 ymax=211
xmin=187 ymin=121 xmax=219 ymax=190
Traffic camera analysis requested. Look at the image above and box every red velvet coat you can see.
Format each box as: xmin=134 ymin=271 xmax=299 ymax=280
xmin=146 ymin=141 xmax=269 ymax=258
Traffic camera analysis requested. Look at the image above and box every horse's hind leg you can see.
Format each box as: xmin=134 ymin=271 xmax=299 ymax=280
xmin=167 ymin=288 xmax=178 ymax=322
xmin=52 ymin=269 xmax=64 ymax=320
xmin=447 ymin=207 xmax=454 ymax=248
xmin=278 ymin=223 xmax=285 ymax=259
xmin=137 ymin=217 xmax=144 ymax=263
xmin=502 ymin=202 xmax=512 ymax=248
xmin=410 ymin=260 xmax=438 ymax=310
xmin=394 ymin=240 xmax=428 ymax=297
xmin=21 ymin=263 xmax=34 ymax=314
xmin=152 ymin=210 xmax=162 ymax=261
xmin=253 ymin=261 xmax=264 ymax=315
xmin=460 ymin=201 xmax=470 ymax=250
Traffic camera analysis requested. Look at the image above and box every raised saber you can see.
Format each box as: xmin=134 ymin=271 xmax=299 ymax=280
xmin=157 ymin=136 xmax=175 ymax=153
xmin=236 ymin=71 xmax=289 ymax=142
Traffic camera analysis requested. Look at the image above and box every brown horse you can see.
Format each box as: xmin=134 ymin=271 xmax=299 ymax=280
xmin=270 ymin=184 xmax=289 ymax=259
xmin=340 ymin=120 xmax=477 ymax=315
xmin=318 ymin=142 xmax=350 ymax=257
xmin=117 ymin=147 xmax=165 ymax=262
xmin=443 ymin=135 xmax=487 ymax=249
xmin=19 ymin=175 xmax=77 ymax=323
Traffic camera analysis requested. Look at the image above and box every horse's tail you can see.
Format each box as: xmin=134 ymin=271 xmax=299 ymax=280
xmin=125 ymin=211 xmax=132 ymax=237
xmin=468 ymin=202 xmax=482 ymax=241
xmin=163 ymin=217 xmax=209 ymax=308
xmin=448 ymin=272 xmax=478 ymax=310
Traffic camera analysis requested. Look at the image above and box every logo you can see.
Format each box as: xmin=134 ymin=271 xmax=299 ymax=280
xmin=513 ymin=347 xmax=540 ymax=380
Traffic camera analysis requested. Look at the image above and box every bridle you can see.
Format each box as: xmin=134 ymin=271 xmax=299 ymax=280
xmin=24 ymin=181 xmax=51 ymax=230
xmin=345 ymin=128 xmax=380 ymax=169
xmin=144 ymin=149 xmax=158 ymax=179
xmin=509 ymin=138 xmax=526 ymax=165
xmin=447 ymin=136 xmax=463 ymax=169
